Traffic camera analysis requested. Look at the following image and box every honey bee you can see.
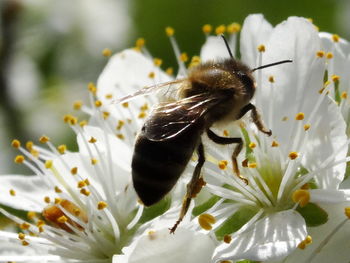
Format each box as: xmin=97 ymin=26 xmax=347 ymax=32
xmin=118 ymin=35 xmax=291 ymax=233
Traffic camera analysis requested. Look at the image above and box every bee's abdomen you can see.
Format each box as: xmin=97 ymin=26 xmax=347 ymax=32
xmin=132 ymin=127 xmax=201 ymax=206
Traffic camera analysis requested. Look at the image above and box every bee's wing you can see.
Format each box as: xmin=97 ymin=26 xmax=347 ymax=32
xmin=113 ymin=79 xmax=186 ymax=104
xmin=143 ymin=93 xmax=225 ymax=141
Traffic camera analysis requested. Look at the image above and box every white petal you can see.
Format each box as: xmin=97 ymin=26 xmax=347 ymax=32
xmin=240 ymin=14 xmax=273 ymax=67
xmin=97 ymin=49 xmax=171 ymax=103
xmin=310 ymin=189 xmax=350 ymax=203
xmin=212 ymin=210 xmax=307 ymax=262
xmin=200 ymin=36 xmax=230 ymax=62
xmin=0 ymin=175 xmax=53 ymax=212
xmin=116 ymin=227 xmax=215 ymax=263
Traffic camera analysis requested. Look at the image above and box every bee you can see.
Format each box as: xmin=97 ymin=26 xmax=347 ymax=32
xmin=118 ymin=35 xmax=291 ymax=233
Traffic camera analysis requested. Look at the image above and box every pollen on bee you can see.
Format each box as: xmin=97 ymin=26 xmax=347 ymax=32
xmin=202 ymin=24 xmax=212 ymax=34
xmin=227 ymin=22 xmax=241 ymax=34
xmin=215 ymin=25 xmax=226 ymax=35
xmin=316 ymin=50 xmax=325 ymax=58
xmin=257 ymin=44 xmax=266 ymax=52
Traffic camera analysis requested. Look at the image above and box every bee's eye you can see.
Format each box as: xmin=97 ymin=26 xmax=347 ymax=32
xmin=236 ymin=72 xmax=253 ymax=87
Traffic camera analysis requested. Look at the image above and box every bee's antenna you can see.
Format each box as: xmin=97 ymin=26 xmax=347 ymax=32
xmin=252 ymin=59 xmax=293 ymax=72
xmin=221 ymin=34 xmax=234 ymax=59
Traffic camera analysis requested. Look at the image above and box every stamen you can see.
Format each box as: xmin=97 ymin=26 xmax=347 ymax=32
xmin=326 ymin=52 xmax=333 ymax=59
xmin=148 ymin=71 xmax=155 ymax=79
xmin=27 ymin=211 xmax=36 ymax=220
xmin=295 ymin=112 xmax=305 ymax=120
xmin=223 ymin=235 xmax=232 ymax=243
xmin=316 ymin=51 xmax=325 ymax=58
xmin=153 ymin=58 xmax=162 ymax=67
xmin=102 ymin=48 xmax=112 ymax=57
xmin=88 ymin=82 xmax=97 ymax=95
xmin=202 ymin=24 xmax=212 ymax=35
xmin=180 ymin=52 xmax=188 ymax=62
xmin=292 ymin=189 xmax=310 ymax=207
xmin=97 ymin=201 xmax=108 ymax=210
xmin=289 ymin=151 xmax=299 ymax=160
xmin=198 ymin=213 xmax=216 ymax=230
xmin=248 ymin=162 xmax=257 ymax=168
xmin=71 ymin=167 xmax=78 ymax=175
xmin=298 ymin=235 xmax=312 ymax=249
xmin=304 ymin=124 xmax=311 ymax=131
xmin=18 ymin=232 xmax=25 ymax=240
xmin=257 ymin=44 xmax=266 ymax=52
xmin=95 ymin=100 xmax=102 ymax=108
xmin=227 ymin=23 xmax=241 ymax=34
xmin=135 ymin=38 xmax=145 ymax=51
xmin=9 ymin=189 xmax=16 ymax=196
xmin=165 ymin=26 xmax=174 ymax=37
xmin=271 ymin=140 xmax=279 ymax=147
xmin=268 ymin=76 xmax=275 ymax=83
xmin=215 ymin=25 xmax=226 ymax=35
xmin=57 ymin=145 xmax=66 ymax=154
xmin=11 ymin=139 xmax=20 ymax=148
xmin=332 ymin=34 xmax=340 ymax=42
xmin=218 ymin=160 xmax=228 ymax=170
xmin=249 ymin=142 xmax=256 ymax=149
xmin=331 ymin=74 xmax=340 ymax=83
xmin=39 ymin=136 xmax=50 ymax=144
xmin=341 ymin=91 xmax=347 ymax=99
xmin=14 ymin=155 xmax=25 ymax=164
xmin=166 ymin=67 xmax=174 ymax=75
xmin=345 ymin=207 xmax=350 ymax=219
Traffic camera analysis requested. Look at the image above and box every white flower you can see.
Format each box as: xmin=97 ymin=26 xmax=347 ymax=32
xmin=200 ymin=15 xmax=350 ymax=262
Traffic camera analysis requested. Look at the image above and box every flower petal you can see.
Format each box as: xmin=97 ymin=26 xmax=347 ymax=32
xmin=200 ymin=36 xmax=230 ymax=62
xmin=212 ymin=210 xmax=307 ymax=262
xmin=310 ymin=189 xmax=350 ymax=203
xmin=0 ymin=175 xmax=53 ymax=212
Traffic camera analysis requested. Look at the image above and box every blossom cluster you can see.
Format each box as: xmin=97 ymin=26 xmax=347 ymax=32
xmin=0 ymin=14 xmax=350 ymax=263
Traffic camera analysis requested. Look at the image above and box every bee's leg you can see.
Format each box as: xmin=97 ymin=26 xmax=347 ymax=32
xmin=206 ymin=129 xmax=247 ymax=185
xmin=169 ymin=142 xmax=206 ymax=234
xmin=239 ymin=103 xmax=272 ymax=136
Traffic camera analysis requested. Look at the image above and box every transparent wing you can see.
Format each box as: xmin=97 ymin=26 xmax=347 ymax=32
xmin=143 ymin=93 xmax=225 ymax=141
xmin=113 ymin=79 xmax=186 ymax=104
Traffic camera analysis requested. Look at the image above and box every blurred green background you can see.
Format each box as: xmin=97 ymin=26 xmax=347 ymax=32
xmin=0 ymin=0 xmax=347 ymax=175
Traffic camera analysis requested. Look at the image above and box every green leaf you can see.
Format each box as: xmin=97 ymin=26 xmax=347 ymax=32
xmin=297 ymin=203 xmax=328 ymax=227
xmin=215 ymin=206 xmax=257 ymax=240
xmin=193 ymin=195 xmax=221 ymax=216
xmin=138 ymin=196 xmax=171 ymax=224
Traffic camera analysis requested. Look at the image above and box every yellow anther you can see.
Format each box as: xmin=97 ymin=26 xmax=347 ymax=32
xmin=11 ymin=139 xmax=20 ymax=148
xmin=116 ymin=134 xmax=125 ymax=140
xmin=241 ymin=159 xmax=248 ymax=167
xmin=268 ymin=76 xmax=275 ymax=83
xmin=30 ymin=149 xmax=39 ymax=158
xmin=215 ymin=25 xmax=226 ymax=35
xmin=20 ymin=222 xmax=30 ymax=230
xmin=77 ymin=180 xmax=86 ymax=188
xmin=79 ymin=120 xmax=88 ymax=127
xmin=44 ymin=196 xmax=51 ymax=203
xmin=148 ymin=230 xmax=157 ymax=240
xmin=140 ymin=103 xmax=149 ymax=111
xmin=218 ymin=160 xmax=228 ymax=170
xmin=18 ymin=232 xmax=25 ymax=240
xmin=14 ymin=155 xmax=25 ymax=164
xmin=289 ymin=151 xmax=298 ymax=160
xmin=153 ymin=58 xmax=163 ymax=67
xmin=292 ymin=189 xmax=310 ymax=207
xmin=38 ymin=226 xmax=44 ymax=233
xmin=57 ymin=215 xmax=68 ymax=224
xmin=88 ymin=137 xmax=97 ymax=143
xmin=135 ymin=38 xmax=145 ymax=49
xmin=22 ymin=240 xmax=30 ymax=246
xmin=316 ymin=50 xmax=325 ymax=58
xmin=54 ymin=186 xmax=62 ymax=193
xmin=39 ymin=135 xmax=50 ymax=143
xmin=36 ymin=220 xmax=45 ymax=227
xmin=138 ymin=111 xmax=147 ymax=119
xmin=84 ymin=179 xmax=90 ymax=186
xmin=223 ymin=235 xmax=232 ymax=243
xmin=148 ymin=71 xmax=155 ymax=79
xmin=45 ymin=160 xmax=53 ymax=169
xmin=332 ymin=34 xmax=340 ymax=42
xmin=305 ymin=235 xmax=312 ymax=244
xmin=331 ymin=74 xmax=340 ymax=82
xmin=116 ymin=120 xmax=125 ymax=130
xmin=318 ymin=87 xmax=325 ymax=94
xmin=95 ymin=100 xmax=102 ymax=107
xmin=202 ymin=24 xmax=212 ymax=34
xmin=165 ymin=26 xmax=175 ymax=37
xmin=97 ymin=201 xmax=108 ymax=210
xmin=341 ymin=91 xmax=347 ymax=99
xmin=71 ymin=167 xmax=78 ymax=175
xmin=27 ymin=211 xmax=36 ymax=220
xmin=304 ymin=124 xmax=311 ymax=131
xmin=271 ymin=140 xmax=279 ymax=147
xmin=180 ymin=52 xmax=188 ymax=62
xmin=73 ymin=208 xmax=81 ymax=216
xmin=282 ymin=116 xmax=289 ymax=121
xmin=189 ymin=56 xmax=201 ymax=68
xmin=88 ymin=82 xmax=97 ymax=94
xmin=102 ymin=48 xmax=112 ymax=57
xmin=166 ymin=67 xmax=174 ymax=75
xmin=343 ymin=207 xmax=350 ymax=219
xmin=248 ymin=162 xmax=257 ymax=168
xmin=223 ymin=130 xmax=229 ymax=136
xmin=198 ymin=213 xmax=216 ymax=230
xmin=249 ymin=142 xmax=256 ymax=149
xmin=105 ymin=93 xmax=113 ymax=99
xmin=69 ymin=116 xmax=78 ymax=125
xmin=9 ymin=189 xmax=16 ymax=196
xmin=91 ymin=158 xmax=98 ymax=165
xmin=227 ymin=22 xmax=241 ymax=34
xmin=57 ymin=145 xmax=66 ymax=154
xmin=54 ymin=198 xmax=61 ymax=204
xmin=326 ymin=52 xmax=333 ymax=59
xmin=295 ymin=112 xmax=305 ymax=120
xmin=298 ymin=241 xmax=306 ymax=250
xmin=80 ymin=188 xmax=91 ymax=196
xmin=122 ymin=102 xmax=129 ymax=108
xmin=257 ymin=44 xmax=266 ymax=52
xmin=73 ymin=100 xmax=83 ymax=110
xmin=26 ymin=141 xmax=33 ymax=151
